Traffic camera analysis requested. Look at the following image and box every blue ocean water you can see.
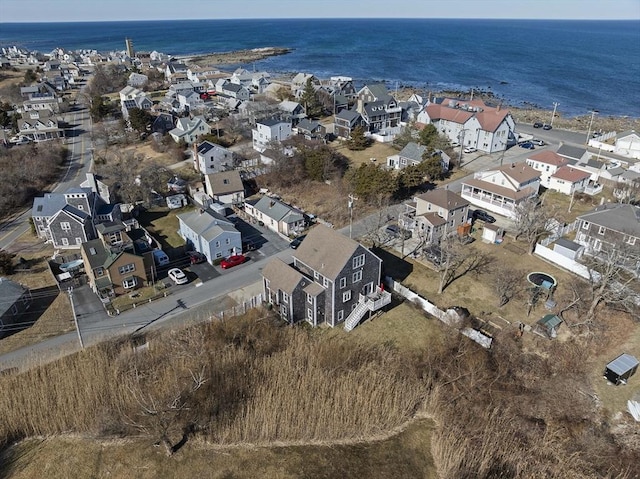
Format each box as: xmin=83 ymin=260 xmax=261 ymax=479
xmin=1 ymin=19 xmax=638 ymax=118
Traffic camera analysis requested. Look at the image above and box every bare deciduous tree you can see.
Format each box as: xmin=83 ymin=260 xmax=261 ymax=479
xmin=437 ymin=239 xmax=494 ymax=294
xmin=491 ymin=267 xmax=525 ymax=307
xmin=513 ymin=197 xmax=557 ymax=254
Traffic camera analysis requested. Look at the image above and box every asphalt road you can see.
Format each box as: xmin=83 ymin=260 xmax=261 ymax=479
xmin=0 ymin=104 xmax=94 ymax=251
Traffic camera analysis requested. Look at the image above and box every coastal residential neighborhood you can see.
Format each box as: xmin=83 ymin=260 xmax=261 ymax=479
xmin=0 ymin=33 xmax=639 ymax=478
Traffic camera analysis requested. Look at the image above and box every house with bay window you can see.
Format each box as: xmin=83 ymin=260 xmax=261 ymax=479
xmin=262 ymin=225 xmax=390 ymax=331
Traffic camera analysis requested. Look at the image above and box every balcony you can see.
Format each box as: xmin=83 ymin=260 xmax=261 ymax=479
xmin=583 ymin=183 xmax=603 ymax=196
xmin=361 ymin=286 xmax=392 ymax=312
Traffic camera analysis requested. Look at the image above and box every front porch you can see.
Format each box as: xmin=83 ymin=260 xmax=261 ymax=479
xmin=344 ymin=286 xmax=392 ymax=331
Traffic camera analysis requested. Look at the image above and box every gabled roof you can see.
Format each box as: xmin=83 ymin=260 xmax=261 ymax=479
xmin=252 ymin=196 xmax=303 ymax=223
xmin=335 ymin=109 xmax=361 ymax=123
xmin=263 ymin=258 xmax=308 ymax=294
xmin=498 ymin=163 xmax=540 ymax=185
xmin=0 ymin=278 xmax=29 ymax=317
xmin=205 ymin=170 xmax=243 ymax=195
xmin=32 ymin=193 xmax=67 ymax=217
xmin=360 ymin=83 xmax=392 ymax=102
xmin=257 ymin=117 xmax=288 ymax=127
xmin=556 ymin=144 xmax=587 ymax=161
xmin=474 ymin=108 xmax=510 ymax=133
xmin=462 ymin=178 xmax=537 ymax=201
xmin=293 ymin=224 xmax=361 ymax=280
xmin=82 ymin=239 xmax=109 ymax=270
xmin=416 ymin=189 xmax=469 ymax=211
xmin=425 ymin=104 xmax=474 ymax=125
xmin=278 ymin=100 xmax=302 ymax=113
xmin=577 ymin=203 xmax=640 ymax=236
xmin=177 ymin=209 xmax=238 ymax=243
xmin=297 ymin=118 xmax=321 ymax=132
xmin=617 ymin=130 xmax=639 ymax=140
xmin=528 ymin=150 xmax=569 ymax=167
xmin=552 ymin=166 xmax=591 ymax=183
xmin=418 ymin=212 xmax=447 ymax=227
xmin=398 ymin=142 xmax=427 ymax=162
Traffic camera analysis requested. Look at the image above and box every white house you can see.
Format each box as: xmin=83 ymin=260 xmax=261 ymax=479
xmin=615 ymin=130 xmax=640 ymax=159
xmin=461 ymin=163 xmax=540 ymax=219
xmin=194 ymin=141 xmax=234 ymax=175
xmin=169 ymin=116 xmax=211 ymax=145
xmin=547 ymin=166 xmax=591 ymax=195
xmin=127 ymin=72 xmax=148 ymax=87
xmin=204 ymin=170 xmax=245 ymax=205
xmin=252 ymin=118 xmax=293 ymax=153
xmin=244 ymin=195 xmax=305 ymax=236
xmin=417 ymin=98 xmax=515 ymax=153
xmin=177 ymin=209 xmax=242 ymax=264
xmin=526 ymin=150 xmax=571 ymax=188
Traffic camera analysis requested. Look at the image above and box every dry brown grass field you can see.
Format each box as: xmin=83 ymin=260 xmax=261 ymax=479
xmin=1 ymin=304 xmax=638 ymax=478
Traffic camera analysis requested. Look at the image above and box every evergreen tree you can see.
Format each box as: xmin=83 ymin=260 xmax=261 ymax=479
xmin=128 ymin=107 xmax=154 ymax=133
xmin=344 ymin=163 xmax=397 ymax=203
xmin=347 ymin=125 xmax=370 ymax=151
xmin=417 ymin=123 xmax=439 ymax=148
xmin=300 ymin=77 xmax=323 ymax=118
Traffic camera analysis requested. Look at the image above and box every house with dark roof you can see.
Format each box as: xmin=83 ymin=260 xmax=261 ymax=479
xmin=151 ymin=112 xmax=176 ymax=134
xmin=243 ymin=196 xmax=305 ymax=236
xmin=262 ymin=224 xmax=389 ymax=330
xmin=334 ymin=108 xmax=363 ymax=139
xmin=354 ymin=83 xmax=402 ymax=134
xmin=400 ymin=189 xmax=470 ymax=244
xmin=18 ymin=110 xmax=64 ymax=142
xmin=31 ymin=187 xmax=106 ymax=249
xmin=0 ymin=278 xmax=32 ymax=338
xmin=295 ymin=118 xmax=326 ymax=140
xmin=556 ymin=144 xmax=589 ymax=163
xmin=177 ymin=209 xmax=242 ymax=264
xmin=575 ymin=204 xmax=640 ymax=261
xmin=278 ymin=100 xmax=306 ymax=125
xmin=204 ymin=170 xmax=245 ymax=205
xmin=417 ymin=97 xmax=515 ymax=153
xmin=251 ymin=118 xmax=292 ymax=153
xmin=461 ymin=163 xmax=540 ymax=219
xmin=194 ymin=140 xmax=234 ymax=175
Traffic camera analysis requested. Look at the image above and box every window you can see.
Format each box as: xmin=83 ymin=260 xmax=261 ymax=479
xmin=75 ymin=237 xmax=82 ymax=245
xmin=626 ymin=236 xmax=636 ymax=246
xmin=337 ymin=310 xmax=344 ymax=321
xmin=61 ymin=238 xmax=69 ymax=246
xmin=95 ymin=267 xmax=104 ymax=277
xmin=215 ymin=241 xmax=220 ymax=248
xmin=323 ymin=277 xmax=329 ymax=288
xmin=314 ymin=271 xmax=320 ymax=280
xmin=282 ymin=292 xmax=289 ymax=304
xmin=215 ymin=252 xmax=223 ymax=258
xmin=225 ymin=238 xmax=230 ymax=245
xmin=306 ymin=293 xmax=313 ymax=304
xmin=352 ymin=270 xmax=362 ymax=283
xmin=108 ymin=232 xmax=122 ymax=244
xmin=343 ymin=290 xmax=352 ymax=302
xmin=352 ymin=254 xmax=365 ymax=269
xmin=339 ymin=277 xmax=347 ymax=289
xmin=118 ymin=263 xmax=136 ymax=275
xmin=598 ymin=226 xmax=606 ymax=236
xmin=60 ymin=222 xmax=71 ymax=231
xmin=122 ymin=277 xmax=137 ymax=289
xmin=307 ymin=308 xmax=313 ymax=320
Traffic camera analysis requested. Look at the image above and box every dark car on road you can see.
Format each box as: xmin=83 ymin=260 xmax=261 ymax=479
xmin=542 ymin=124 xmax=553 ymax=130
xmin=385 ymin=225 xmax=412 ymax=240
xmin=473 ymin=209 xmax=496 ymax=223
xmin=519 ymin=142 xmax=535 ymax=149
xmin=187 ymin=251 xmax=206 ymax=264
xmin=289 ymin=235 xmax=306 ymax=249
xmin=533 ymin=122 xmax=543 ymax=128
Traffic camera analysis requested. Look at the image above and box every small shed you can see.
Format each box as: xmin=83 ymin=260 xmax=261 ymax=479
xmin=166 ymin=194 xmax=188 ymax=209
xmin=604 ymin=354 xmax=639 ymax=385
xmin=553 ymin=238 xmax=583 ymax=260
xmin=482 ymin=223 xmax=504 ymax=244
xmin=536 ymin=314 xmax=563 ymax=338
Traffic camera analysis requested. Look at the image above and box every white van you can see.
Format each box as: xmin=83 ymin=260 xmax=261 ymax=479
xmin=152 ymin=250 xmax=170 ymax=267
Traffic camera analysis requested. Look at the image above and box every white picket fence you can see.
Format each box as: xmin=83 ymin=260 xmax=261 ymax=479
xmin=540 ymin=220 xmax=578 ymax=247
xmin=211 ymin=293 xmax=264 ymax=320
xmin=533 ymin=243 xmax=595 ymax=280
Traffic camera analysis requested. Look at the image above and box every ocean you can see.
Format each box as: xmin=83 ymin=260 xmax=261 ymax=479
xmin=1 ymin=19 xmax=638 ymax=118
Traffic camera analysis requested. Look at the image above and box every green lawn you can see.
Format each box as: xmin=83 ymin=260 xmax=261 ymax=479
xmin=138 ymin=206 xmax=194 ymax=254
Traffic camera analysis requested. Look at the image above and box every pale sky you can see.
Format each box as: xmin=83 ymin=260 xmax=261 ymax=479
xmin=1 ymin=0 xmax=639 ymax=22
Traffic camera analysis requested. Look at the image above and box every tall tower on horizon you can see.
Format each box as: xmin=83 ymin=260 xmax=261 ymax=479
xmin=125 ymin=38 xmax=134 ymax=58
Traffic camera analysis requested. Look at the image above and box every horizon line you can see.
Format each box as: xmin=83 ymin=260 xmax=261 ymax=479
xmin=2 ymin=17 xmax=640 ymax=24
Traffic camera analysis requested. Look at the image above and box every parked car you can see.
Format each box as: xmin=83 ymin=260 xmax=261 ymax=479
xmin=519 ymin=142 xmax=535 ymax=149
xmin=220 ymin=254 xmax=246 ymax=269
xmin=533 ymin=122 xmax=543 ymax=128
xmin=463 ymin=147 xmax=477 ymax=154
xmin=168 ymin=268 xmax=188 ymax=285
xmin=542 ymin=124 xmax=553 ymax=130
xmin=472 ymin=209 xmax=496 ymax=223
xmin=289 ymin=235 xmax=306 ymax=249
xmin=187 ymin=251 xmax=206 ymax=264
xmin=531 ymin=139 xmax=545 ymax=146
xmin=424 ymin=246 xmax=442 ymax=266
xmin=451 ymin=141 xmax=460 ymax=148
xmin=385 ymin=225 xmax=412 ymax=240
xmin=152 ymin=250 xmax=170 ymax=267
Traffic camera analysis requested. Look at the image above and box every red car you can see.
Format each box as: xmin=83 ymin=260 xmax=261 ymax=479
xmin=188 ymin=251 xmax=206 ymax=264
xmin=220 ymin=254 xmax=246 ymax=269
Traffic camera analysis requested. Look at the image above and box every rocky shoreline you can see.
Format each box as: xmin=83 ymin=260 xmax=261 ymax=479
xmin=178 ymin=47 xmax=293 ymax=67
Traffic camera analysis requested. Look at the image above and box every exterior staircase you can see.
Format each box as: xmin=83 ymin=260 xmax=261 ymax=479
xmin=344 ymin=301 xmax=369 ymax=332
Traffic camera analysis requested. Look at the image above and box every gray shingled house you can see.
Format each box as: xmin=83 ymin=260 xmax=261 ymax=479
xmin=262 ymin=224 xmax=390 ymax=330
xmin=0 ymin=278 xmax=32 ymax=338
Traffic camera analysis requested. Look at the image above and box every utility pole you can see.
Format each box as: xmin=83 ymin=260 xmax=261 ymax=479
xmin=68 ymin=287 xmax=84 ymax=350
xmin=549 ymin=102 xmax=559 ymax=127
xmin=586 ymin=109 xmax=599 ymax=144
xmin=348 ymin=194 xmax=356 ymax=239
